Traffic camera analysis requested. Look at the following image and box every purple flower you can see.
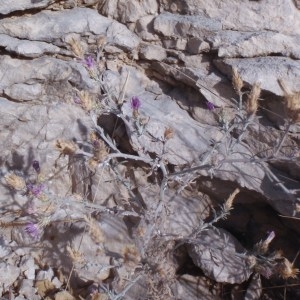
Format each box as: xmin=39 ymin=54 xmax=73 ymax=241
xmin=259 ymin=265 xmax=273 ymax=279
xmin=73 ymin=96 xmax=82 ymax=104
xmin=32 ymin=160 xmax=40 ymax=173
xmin=206 ymin=101 xmax=215 ymax=111
xmin=92 ymin=139 xmax=100 ymax=149
xmin=265 ymin=231 xmax=275 ymax=244
xmin=27 ymin=183 xmax=45 ymax=197
xmin=24 ymin=222 xmax=40 ymax=239
xmin=130 ymin=96 xmax=141 ymax=110
xmin=83 ymin=55 xmax=95 ymax=69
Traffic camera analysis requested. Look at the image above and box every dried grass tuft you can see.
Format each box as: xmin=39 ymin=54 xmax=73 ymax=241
xmin=68 ymin=37 xmax=84 ymax=59
xmin=275 ymin=257 xmax=299 ymax=279
xmin=278 ymin=79 xmax=300 ymax=123
xmin=224 ymin=188 xmax=240 ymax=211
xmin=164 ymin=127 xmax=174 ymax=141
xmin=4 ymin=173 xmax=26 ymax=190
xmin=246 ymin=82 xmax=261 ymax=116
xmin=67 ymin=246 xmax=85 ymax=264
xmin=55 ymin=140 xmax=77 ymax=155
xmin=232 ymin=68 xmax=243 ymax=95
xmin=84 ymin=216 xmax=105 ymax=244
xmin=78 ymin=90 xmax=94 ymax=112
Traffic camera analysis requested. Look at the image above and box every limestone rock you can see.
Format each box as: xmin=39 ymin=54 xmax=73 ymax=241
xmin=0 ymin=262 xmax=20 ymax=293
xmin=20 ymin=256 xmax=36 ymax=280
xmin=99 ymin=0 xmax=158 ymax=23
xmin=19 ymin=279 xmax=39 ymax=300
xmin=187 ymin=227 xmax=252 ymax=284
xmin=187 ymin=38 xmax=210 ymax=54
xmin=211 ymin=31 xmax=300 ymax=59
xmin=0 ymin=0 xmax=53 ymax=15
xmin=0 ymin=55 xmax=98 ymax=102
xmin=214 ymin=57 xmax=300 ymax=96
xmin=139 ymin=43 xmax=167 ymax=61
xmin=153 ymin=12 xmax=221 ymax=38
xmin=0 ymin=34 xmax=65 ymax=58
xmin=164 ymin=0 xmax=300 ymax=35
xmin=0 ymin=8 xmax=139 ymax=52
xmin=174 ymin=274 xmax=221 ymax=299
xmin=135 ymin=15 xmax=160 ymax=41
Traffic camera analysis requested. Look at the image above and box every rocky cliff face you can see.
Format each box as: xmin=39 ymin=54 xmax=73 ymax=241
xmin=0 ymin=1 xmax=299 ymax=299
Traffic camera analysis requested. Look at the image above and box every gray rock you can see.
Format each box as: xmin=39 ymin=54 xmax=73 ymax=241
xmin=20 ymin=256 xmax=36 ymax=280
xmin=135 ymin=15 xmax=160 ymax=41
xmin=36 ymin=268 xmax=54 ymax=281
xmin=0 ymin=262 xmax=20 ymax=291
xmin=99 ymin=0 xmax=158 ymax=23
xmin=19 ymin=279 xmax=39 ymax=300
xmin=0 ymin=0 xmax=53 ymax=15
xmin=139 ymin=43 xmax=167 ymax=61
xmin=0 ymin=8 xmax=139 ymax=51
xmin=151 ymin=60 xmax=235 ymax=107
xmin=168 ymin=0 xmax=300 ymax=35
xmin=0 ymin=34 xmax=65 ymax=58
xmin=187 ymin=37 xmax=210 ymax=54
xmin=187 ymin=227 xmax=252 ymax=284
xmin=162 ymin=38 xmax=187 ymax=50
xmin=0 ymin=55 xmax=98 ymax=102
xmin=211 ymin=31 xmax=300 ymax=59
xmin=153 ymin=12 xmax=221 ymax=39
xmin=214 ymin=57 xmax=300 ymax=96
xmin=106 ymin=21 xmax=140 ymax=51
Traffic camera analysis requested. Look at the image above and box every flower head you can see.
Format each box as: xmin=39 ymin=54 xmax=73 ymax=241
xmin=130 ymin=96 xmax=141 ymax=110
xmin=27 ymin=183 xmax=45 ymax=197
xmin=73 ymin=96 xmax=82 ymax=105
xmin=32 ymin=160 xmax=40 ymax=173
xmin=83 ymin=55 xmax=95 ymax=69
xmin=24 ymin=222 xmax=40 ymax=239
xmin=206 ymin=101 xmax=215 ymax=111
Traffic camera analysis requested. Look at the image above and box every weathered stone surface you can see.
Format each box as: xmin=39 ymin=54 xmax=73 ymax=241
xmin=0 ymin=34 xmax=65 ymax=58
xmin=19 ymin=279 xmax=39 ymax=300
xmin=214 ymin=57 xmax=300 ymax=96
xmin=139 ymin=43 xmax=167 ymax=61
xmin=0 ymin=262 xmax=20 ymax=291
xmin=0 ymin=55 xmax=98 ymax=102
xmin=151 ymin=59 xmax=235 ymax=107
xmin=211 ymin=31 xmax=300 ymax=59
xmin=187 ymin=37 xmax=210 ymax=54
xmin=153 ymin=12 xmax=221 ymax=38
xmin=162 ymin=0 xmax=300 ymax=35
xmin=135 ymin=15 xmax=160 ymax=41
xmin=0 ymin=0 xmax=53 ymax=15
xmin=187 ymin=227 xmax=251 ymax=284
xmin=0 ymin=8 xmax=139 ymax=51
xmin=0 ymin=1 xmax=299 ymax=299
xmin=99 ymin=0 xmax=158 ymax=23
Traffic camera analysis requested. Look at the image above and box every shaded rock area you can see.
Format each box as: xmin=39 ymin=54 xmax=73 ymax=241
xmin=0 ymin=0 xmax=299 ymax=299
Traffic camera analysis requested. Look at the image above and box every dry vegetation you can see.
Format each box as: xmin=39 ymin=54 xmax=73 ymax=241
xmin=1 ymin=29 xmax=300 ymax=300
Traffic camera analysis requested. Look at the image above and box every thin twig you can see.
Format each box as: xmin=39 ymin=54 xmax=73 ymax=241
xmin=274 ymin=121 xmax=291 ymax=157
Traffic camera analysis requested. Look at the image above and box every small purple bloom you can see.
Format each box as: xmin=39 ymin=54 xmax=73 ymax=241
xmin=130 ymin=96 xmax=141 ymax=110
xmin=27 ymin=183 xmax=45 ymax=197
xmin=83 ymin=55 xmax=95 ymax=69
xmin=73 ymin=96 xmax=82 ymax=104
xmin=93 ymin=140 xmax=100 ymax=149
xmin=24 ymin=222 xmax=40 ymax=239
xmin=206 ymin=101 xmax=215 ymax=111
xmin=260 ymin=265 xmax=273 ymax=279
xmin=265 ymin=231 xmax=275 ymax=244
xmin=32 ymin=160 xmax=40 ymax=173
